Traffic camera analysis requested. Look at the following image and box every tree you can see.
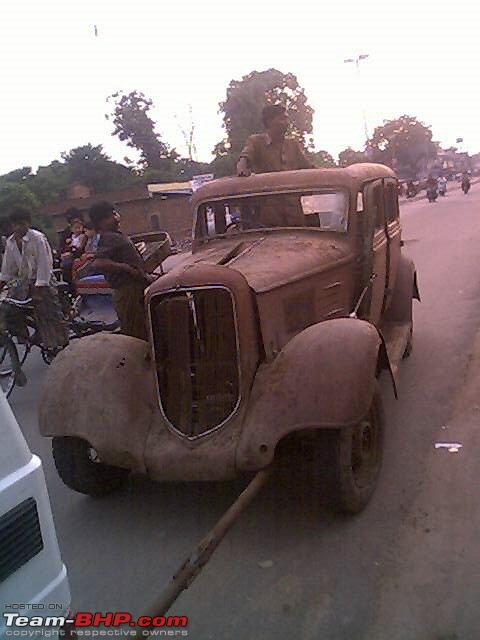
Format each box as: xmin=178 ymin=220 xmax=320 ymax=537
xmin=60 ymin=144 xmax=134 ymax=193
xmin=309 ymin=150 xmax=336 ymax=168
xmin=338 ymin=147 xmax=368 ymax=167
xmin=0 ymin=183 xmax=53 ymax=237
xmin=367 ymin=115 xmax=437 ymax=177
xmin=107 ymin=91 xmax=177 ymax=171
xmin=214 ymin=69 xmax=314 ymax=174
xmin=29 ymin=160 xmax=70 ymax=203
xmin=0 ymin=182 xmax=39 ymax=217
xmin=1 ymin=167 xmax=33 ymax=183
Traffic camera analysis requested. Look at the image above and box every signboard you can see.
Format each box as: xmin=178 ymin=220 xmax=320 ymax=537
xmin=190 ymin=173 xmax=215 ymax=192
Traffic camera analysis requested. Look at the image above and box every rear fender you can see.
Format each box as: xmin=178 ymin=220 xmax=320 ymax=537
xmin=236 ymin=318 xmax=388 ymax=470
xmin=385 ymin=255 xmax=420 ymax=322
xmin=38 ymin=334 xmax=156 ymax=472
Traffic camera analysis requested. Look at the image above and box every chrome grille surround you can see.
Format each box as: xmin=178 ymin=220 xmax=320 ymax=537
xmin=149 ymin=285 xmax=242 ymax=440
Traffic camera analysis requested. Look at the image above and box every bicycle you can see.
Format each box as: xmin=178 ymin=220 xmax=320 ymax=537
xmin=0 ymin=291 xmax=119 ymax=398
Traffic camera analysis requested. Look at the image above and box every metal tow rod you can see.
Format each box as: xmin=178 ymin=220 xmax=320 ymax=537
xmin=130 ymin=467 xmax=273 ymax=638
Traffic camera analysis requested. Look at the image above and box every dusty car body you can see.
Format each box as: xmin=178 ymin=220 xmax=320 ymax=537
xmin=40 ymin=164 xmax=419 ymax=513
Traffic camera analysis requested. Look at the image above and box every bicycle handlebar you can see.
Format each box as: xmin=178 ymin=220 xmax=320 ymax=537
xmin=1 ymin=297 xmax=34 ymax=308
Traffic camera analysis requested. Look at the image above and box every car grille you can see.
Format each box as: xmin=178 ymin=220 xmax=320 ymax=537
xmin=0 ymin=498 xmax=44 ymax=584
xmin=150 ymin=287 xmax=240 ymax=437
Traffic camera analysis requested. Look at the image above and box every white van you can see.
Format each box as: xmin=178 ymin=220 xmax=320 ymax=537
xmin=0 ymin=392 xmax=72 ymax=637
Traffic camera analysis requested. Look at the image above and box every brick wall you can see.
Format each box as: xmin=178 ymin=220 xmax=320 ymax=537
xmin=43 ymin=187 xmax=193 ymax=242
xmin=118 ymin=194 xmax=192 ymax=241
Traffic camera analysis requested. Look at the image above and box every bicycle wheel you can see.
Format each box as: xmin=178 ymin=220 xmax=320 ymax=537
xmin=0 ymin=337 xmax=28 ymax=398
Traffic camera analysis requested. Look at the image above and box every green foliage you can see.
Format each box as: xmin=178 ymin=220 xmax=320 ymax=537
xmin=214 ymin=68 xmax=314 ymax=174
xmin=107 ymin=91 xmax=177 ymax=171
xmin=338 ymin=147 xmax=368 ymax=167
xmin=309 ymin=150 xmax=336 ymax=168
xmin=0 ymin=144 xmax=135 ymax=212
xmin=29 ymin=161 xmax=69 ymax=203
xmin=140 ymin=159 xmax=213 ymax=185
xmin=0 ymin=182 xmax=53 ymax=238
xmin=60 ymin=144 xmax=134 ymax=193
xmin=367 ymin=115 xmax=437 ymax=176
xmin=1 ymin=167 xmax=33 ymax=183
xmin=0 ymin=182 xmax=40 ymax=217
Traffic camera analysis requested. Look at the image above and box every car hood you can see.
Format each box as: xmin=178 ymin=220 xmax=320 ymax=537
xmin=159 ymin=231 xmax=352 ymax=293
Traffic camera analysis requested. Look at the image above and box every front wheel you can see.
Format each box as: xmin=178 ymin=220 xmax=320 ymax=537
xmin=0 ymin=337 xmax=29 ymax=398
xmin=316 ymin=384 xmax=385 ymax=514
xmin=52 ymin=436 xmax=130 ymax=496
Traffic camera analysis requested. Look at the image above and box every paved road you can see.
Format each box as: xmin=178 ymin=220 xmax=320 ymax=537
xmin=8 ymin=186 xmax=480 ymax=639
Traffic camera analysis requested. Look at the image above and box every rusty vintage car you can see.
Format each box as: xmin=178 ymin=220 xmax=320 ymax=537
xmin=39 ymin=164 xmax=419 ymax=514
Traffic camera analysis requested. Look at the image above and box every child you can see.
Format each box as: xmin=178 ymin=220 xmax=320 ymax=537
xmin=61 ymin=219 xmax=86 ymax=286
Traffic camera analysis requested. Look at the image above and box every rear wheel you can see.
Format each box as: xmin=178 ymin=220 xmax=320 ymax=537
xmin=52 ymin=436 xmax=130 ymax=496
xmin=316 ymin=384 xmax=385 ymax=514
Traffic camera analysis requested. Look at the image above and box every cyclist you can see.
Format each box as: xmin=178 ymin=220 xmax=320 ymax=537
xmin=0 ymin=208 xmax=69 ymax=353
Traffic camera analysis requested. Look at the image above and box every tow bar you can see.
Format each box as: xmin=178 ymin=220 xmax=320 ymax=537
xmin=131 ymin=467 xmax=273 ymax=638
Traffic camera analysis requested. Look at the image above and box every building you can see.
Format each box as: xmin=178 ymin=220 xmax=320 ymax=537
xmin=40 ymin=182 xmax=193 ymax=242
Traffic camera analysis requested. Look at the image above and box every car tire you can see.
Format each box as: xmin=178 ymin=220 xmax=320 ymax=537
xmin=316 ymin=383 xmax=385 ymax=514
xmin=52 ymin=436 xmax=130 ymax=496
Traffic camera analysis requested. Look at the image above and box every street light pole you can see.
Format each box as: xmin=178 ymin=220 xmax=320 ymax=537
xmin=344 ymin=54 xmax=370 ymax=141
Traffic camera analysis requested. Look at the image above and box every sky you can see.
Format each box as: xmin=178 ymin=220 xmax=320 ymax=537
xmin=1 ymin=0 xmax=479 ymax=176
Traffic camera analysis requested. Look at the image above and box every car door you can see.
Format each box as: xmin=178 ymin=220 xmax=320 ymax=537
xmin=363 ymin=180 xmax=388 ymax=324
xmin=382 ymin=178 xmax=402 ymax=312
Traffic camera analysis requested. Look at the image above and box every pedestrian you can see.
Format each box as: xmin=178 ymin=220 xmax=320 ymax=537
xmin=88 ymin=201 xmax=154 ymax=341
xmin=236 ymin=104 xmax=314 ymax=176
xmin=0 ymin=207 xmax=69 ymax=354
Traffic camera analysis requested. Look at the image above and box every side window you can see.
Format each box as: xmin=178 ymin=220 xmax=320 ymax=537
xmin=384 ymin=180 xmax=399 ymax=223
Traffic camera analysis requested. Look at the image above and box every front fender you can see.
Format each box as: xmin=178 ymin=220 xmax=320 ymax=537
xmin=38 ymin=334 xmax=156 ymax=471
xmin=236 ymin=318 xmax=384 ymax=470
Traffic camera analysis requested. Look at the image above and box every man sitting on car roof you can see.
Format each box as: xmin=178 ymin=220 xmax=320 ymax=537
xmin=236 ymin=104 xmax=314 ymax=177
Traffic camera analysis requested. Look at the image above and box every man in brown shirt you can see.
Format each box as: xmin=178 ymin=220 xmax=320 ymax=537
xmin=89 ymin=201 xmax=153 ymax=341
xmin=236 ymin=104 xmax=314 ymax=176
xmin=236 ymin=105 xmax=313 ymax=227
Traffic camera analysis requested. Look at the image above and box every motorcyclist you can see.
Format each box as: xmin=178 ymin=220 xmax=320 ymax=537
xmin=426 ymin=175 xmax=438 ymax=203
xmin=437 ymin=176 xmax=447 ymax=196
xmin=406 ymin=181 xmax=417 ymax=198
xmin=461 ymin=172 xmax=471 ymax=194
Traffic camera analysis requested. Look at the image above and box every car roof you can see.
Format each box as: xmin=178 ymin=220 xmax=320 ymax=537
xmin=192 ymin=163 xmax=396 ymax=207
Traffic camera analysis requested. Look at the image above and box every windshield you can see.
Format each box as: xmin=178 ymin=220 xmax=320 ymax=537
xmin=195 ymin=190 xmax=349 ymax=239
